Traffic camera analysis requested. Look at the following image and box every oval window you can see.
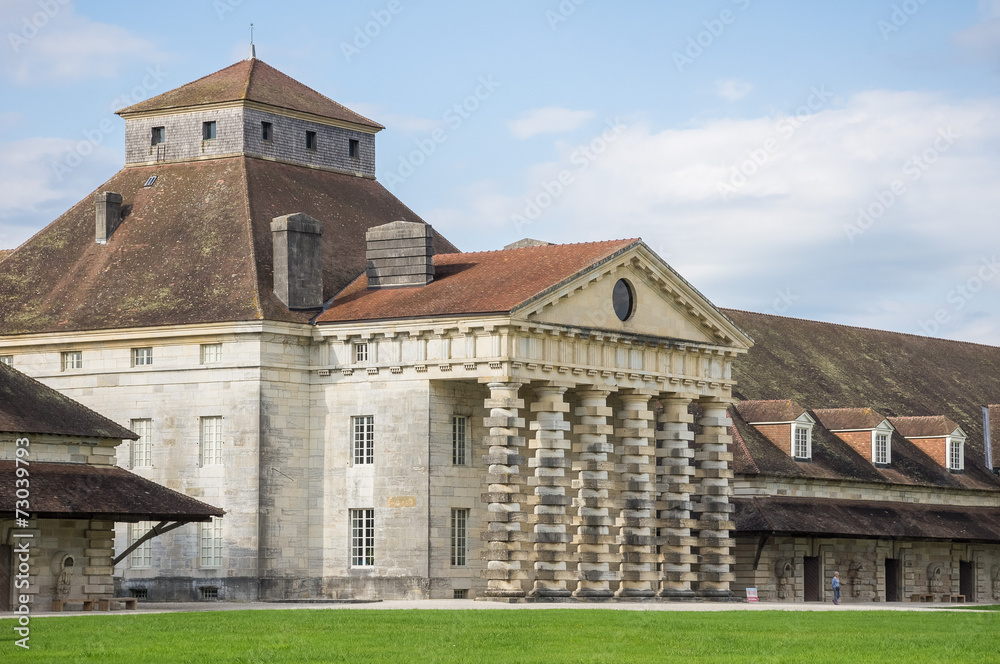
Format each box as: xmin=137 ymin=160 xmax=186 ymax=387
xmin=612 ymin=279 xmax=635 ymax=321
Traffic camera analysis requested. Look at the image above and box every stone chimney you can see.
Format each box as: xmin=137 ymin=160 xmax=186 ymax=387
xmin=95 ymin=192 xmax=123 ymax=244
xmin=365 ymin=221 xmax=434 ymax=289
xmin=270 ymin=213 xmax=324 ymax=309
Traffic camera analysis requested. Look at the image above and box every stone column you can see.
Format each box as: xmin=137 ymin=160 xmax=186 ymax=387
xmin=655 ymin=395 xmax=698 ymax=598
xmin=614 ymin=390 xmax=658 ymax=597
xmin=481 ymin=381 xmax=529 ymax=599
xmin=571 ymin=388 xmax=618 ymax=598
xmin=527 ymin=384 xmax=574 ymax=597
xmin=693 ymin=399 xmax=736 ymax=597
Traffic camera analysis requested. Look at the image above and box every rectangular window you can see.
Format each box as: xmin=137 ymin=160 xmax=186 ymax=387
xmin=129 ymin=521 xmax=152 ymax=568
xmin=949 ymin=439 xmax=964 ymax=471
xmin=202 ymin=121 xmax=216 ymax=140
xmin=200 ymin=343 xmax=222 ymax=364
xmin=132 ymin=347 xmax=153 ymax=366
xmin=199 ymin=517 xmax=223 ymax=568
xmin=151 ymin=126 xmax=165 ymax=145
xmin=452 ymin=416 xmax=467 ymax=465
xmin=261 ymin=121 xmax=273 ymax=142
xmin=305 ymin=131 xmax=317 ymax=150
xmin=350 ymin=508 xmax=375 ymax=567
xmin=874 ymin=432 xmax=889 ymax=465
xmin=354 ymin=342 xmax=368 ymax=363
xmin=201 ymin=416 xmax=223 ymax=465
xmin=451 ymin=508 xmax=469 ymax=567
xmin=793 ymin=426 xmax=810 ymax=459
xmin=131 ymin=418 xmax=152 ymax=468
xmin=453 ymin=589 xmax=467 ymax=599
xmin=352 ymin=415 xmax=374 ymax=465
xmin=349 ymin=138 xmax=360 ymax=158
xmin=0 ymin=355 xmax=12 ymax=366
xmin=62 ymin=350 xmax=82 ymax=370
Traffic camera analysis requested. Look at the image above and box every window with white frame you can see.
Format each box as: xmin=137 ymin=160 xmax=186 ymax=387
xmin=350 ymin=508 xmax=374 ymax=567
xmin=131 ymin=418 xmax=152 ymax=468
xmin=793 ymin=425 xmax=811 ymax=460
xmin=62 ymin=350 xmax=82 ymax=370
xmin=874 ymin=432 xmax=890 ymax=465
xmin=200 ymin=517 xmax=223 ymax=568
xmin=452 ymin=416 xmax=468 ymax=465
xmin=200 ymin=416 xmax=223 ymax=465
xmin=129 ymin=521 xmax=152 ymax=568
xmin=354 ymin=342 xmax=368 ymax=363
xmin=948 ymin=437 xmax=964 ymax=471
xmin=352 ymin=416 xmax=374 ymax=465
xmin=132 ymin=347 xmax=153 ymax=366
xmin=201 ymin=343 xmax=222 ymax=364
xmin=0 ymin=355 xmax=12 ymax=366
xmin=451 ymin=508 xmax=469 ymax=567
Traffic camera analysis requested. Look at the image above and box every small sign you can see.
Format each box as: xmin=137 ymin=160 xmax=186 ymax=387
xmin=745 ymin=587 xmax=759 ymax=602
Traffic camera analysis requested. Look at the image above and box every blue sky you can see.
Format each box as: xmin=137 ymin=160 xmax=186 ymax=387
xmin=1 ymin=0 xmax=999 ymax=343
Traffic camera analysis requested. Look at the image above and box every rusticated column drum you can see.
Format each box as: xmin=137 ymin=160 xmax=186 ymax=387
xmin=614 ymin=391 xmax=658 ymax=597
xmin=693 ymin=400 xmax=736 ymax=597
xmin=655 ymin=395 xmax=698 ymax=598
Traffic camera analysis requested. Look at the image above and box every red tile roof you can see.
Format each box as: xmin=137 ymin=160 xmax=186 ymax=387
xmin=889 ymin=415 xmax=961 ymax=438
xmin=734 ymin=399 xmax=806 ymax=423
xmin=812 ymin=407 xmax=888 ymax=431
xmin=117 ymin=59 xmax=382 ymax=130
xmin=316 ymin=239 xmax=639 ymax=323
xmin=0 ymin=157 xmax=457 ymax=334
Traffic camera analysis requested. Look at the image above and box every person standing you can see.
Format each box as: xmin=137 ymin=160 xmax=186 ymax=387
xmin=832 ymin=571 xmax=841 ymax=605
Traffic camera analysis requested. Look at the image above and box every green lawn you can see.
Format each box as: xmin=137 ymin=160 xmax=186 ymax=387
xmin=2 ymin=609 xmax=998 ymax=663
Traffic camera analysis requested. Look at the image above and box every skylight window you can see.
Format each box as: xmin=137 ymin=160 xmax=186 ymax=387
xmin=144 ymin=176 xmax=157 ymax=187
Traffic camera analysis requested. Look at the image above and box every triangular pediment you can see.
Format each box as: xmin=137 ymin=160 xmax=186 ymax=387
xmin=514 ymin=242 xmax=752 ymax=350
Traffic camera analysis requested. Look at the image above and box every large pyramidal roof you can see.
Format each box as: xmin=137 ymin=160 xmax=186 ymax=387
xmin=117 ymin=58 xmax=383 ymax=130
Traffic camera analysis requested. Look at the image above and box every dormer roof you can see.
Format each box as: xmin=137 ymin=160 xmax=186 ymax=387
xmin=734 ymin=399 xmax=807 ymax=424
xmin=116 ymin=59 xmax=383 ymax=131
xmin=889 ymin=416 xmax=963 ymax=438
xmin=812 ymin=407 xmax=890 ymax=431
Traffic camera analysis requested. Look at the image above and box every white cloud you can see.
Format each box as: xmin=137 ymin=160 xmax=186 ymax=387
xmin=442 ymin=91 xmax=1000 ymax=343
xmin=716 ymin=79 xmax=753 ymax=101
xmin=1 ymin=1 xmax=165 ymax=82
xmin=952 ymin=1 xmax=1000 ymax=65
xmin=507 ymin=106 xmax=595 ymax=139
xmin=347 ymin=102 xmax=439 ymax=133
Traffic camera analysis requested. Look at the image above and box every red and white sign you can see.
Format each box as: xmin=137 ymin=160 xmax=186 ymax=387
xmin=745 ymin=587 xmax=759 ymax=602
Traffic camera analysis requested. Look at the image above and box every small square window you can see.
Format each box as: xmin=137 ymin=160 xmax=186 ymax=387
xmin=453 ymin=589 xmax=468 ymax=599
xmin=0 ymin=355 xmax=12 ymax=366
xmin=452 ymin=416 xmax=468 ymax=465
xmin=62 ymin=350 xmax=82 ymax=371
xmin=151 ymin=127 xmax=165 ymax=145
xmin=203 ymin=121 xmax=217 ymax=140
xmin=354 ymin=342 xmax=368 ymax=363
xmin=261 ymin=121 xmax=272 ymax=142
xmin=201 ymin=343 xmax=222 ymax=364
xmin=132 ymin=347 xmax=153 ymax=366
xmin=305 ymin=131 xmax=317 ymax=151
xmin=130 ymin=588 xmax=148 ymax=600
xmin=199 ymin=585 xmax=219 ymax=600
xmin=349 ymin=138 xmax=360 ymax=159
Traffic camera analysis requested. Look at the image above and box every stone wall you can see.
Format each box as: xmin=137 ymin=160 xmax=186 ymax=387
xmin=734 ymin=475 xmax=1000 ymax=507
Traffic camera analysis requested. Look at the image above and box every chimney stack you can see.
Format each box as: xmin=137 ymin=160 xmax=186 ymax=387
xmin=365 ymin=220 xmax=434 ymax=289
xmin=95 ymin=192 xmax=122 ymax=244
xmin=270 ymin=213 xmax=324 ymax=309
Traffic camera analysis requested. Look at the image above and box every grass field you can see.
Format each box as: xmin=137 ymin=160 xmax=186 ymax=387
xmin=2 ymin=609 xmax=998 ymax=663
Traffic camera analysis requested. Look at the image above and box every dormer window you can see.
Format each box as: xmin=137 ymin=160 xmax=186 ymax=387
xmin=793 ymin=424 xmax=812 ymax=460
xmin=874 ymin=432 xmax=890 ymax=465
xmin=151 ymin=127 xmax=165 ymax=146
xmin=203 ymin=121 xmax=217 ymax=140
xmin=305 ymin=131 xmax=317 ymax=151
xmin=349 ymin=139 xmax=360 ymax=159
xmin=948 ymin=435 xmax=965 ymax=471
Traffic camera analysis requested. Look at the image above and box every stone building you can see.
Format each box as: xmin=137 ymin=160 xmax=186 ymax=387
xmin=1 ymin=57 xmax=999 ymax=603
xmin=0 ymin=363 xmax=221 ymax=610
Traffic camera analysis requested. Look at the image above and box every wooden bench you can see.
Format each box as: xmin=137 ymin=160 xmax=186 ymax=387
xmin=98 ymin=598 xmax=138 ymax=611
xmin=912 ymin=594 xmax=935 ymax=602
xmin=950 ymin=595 xmax=966 ymax=603
xmin=51 ymin=598 xmax=95 ymax=612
